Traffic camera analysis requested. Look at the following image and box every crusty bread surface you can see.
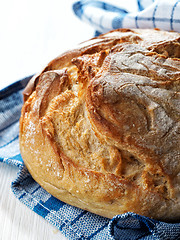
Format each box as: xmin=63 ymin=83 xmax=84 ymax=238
xmin=20 ymin=28 xmax=180 ymax=221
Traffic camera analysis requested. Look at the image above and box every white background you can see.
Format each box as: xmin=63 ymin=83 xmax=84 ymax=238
xmin=0 ymin=0 xmax=94 ymax=90
xmin=0 ymin=1 xmax=136 ymax=240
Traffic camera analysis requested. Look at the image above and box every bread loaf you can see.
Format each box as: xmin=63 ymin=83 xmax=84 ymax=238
xmin=19 ymin=28 xmax=180 ymax=221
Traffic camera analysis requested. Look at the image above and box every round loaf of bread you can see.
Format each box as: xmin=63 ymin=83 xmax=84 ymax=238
xmin=20 ymin=28 xmax=180 ymax=221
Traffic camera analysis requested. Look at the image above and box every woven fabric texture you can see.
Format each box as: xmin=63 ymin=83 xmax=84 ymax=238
xmin=73 ymin=0 xmax=180 ymax=35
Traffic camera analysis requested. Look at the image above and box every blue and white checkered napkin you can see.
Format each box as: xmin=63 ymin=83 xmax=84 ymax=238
xmin=0 ymin=76 xmax=180 ymax=240
xmin=73 ymin=0 xmax=180 ymax=35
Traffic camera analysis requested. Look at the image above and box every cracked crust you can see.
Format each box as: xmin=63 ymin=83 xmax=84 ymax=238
xmin=20 ymin=28 xmax=180 ymax=221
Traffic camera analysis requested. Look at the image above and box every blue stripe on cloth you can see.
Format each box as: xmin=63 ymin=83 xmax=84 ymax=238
xmin=73 ymin=0 xmax=128 ymax=32
xmin=11 ymin=164 xmax=31 ymax=190
xmin=109 ymin=213 xmax=155 ymax=240
xmin=170 ymin=0 xmax=180 ymax=30
xmin=59 ymin=222 xmax=66 ymax=231
xmin=70 ymin=211 xmax=87 ymax=226
xmin=0 ymin=135 xmax=19 ymax=149
xmin=0 ymin=75 xmax=32 ymax=100
xmin=0 ymin=96 xmax=22 ymax=133
xmin=137 ymin=0 xmax=155 ymax=11
xmin=0 ymin=120 xmax=19 ymax=135
xmin=94 ymin=30 xmax=102 ymax=36
xmin=112 ymin=10 xmax=128 ymax=29
xmin=130 ymin=16 xmax=180 ymax=24
xmin=33 ymin=200 xmax=50 ymax=218
xmin=73 ymin=0 xmax=180 ymax=33
xmin=86 ymin=222 xmax=109 ymax=239
xmin=1 ymin=154 xmax=23 ymax=167
xmin=44 ymin=196 xmax=66 ymax=211
xmin=98 ymin=2 xmax=128 ymax=13
xmin=18 ymin=192 xmax=26 ymax=200
xmin=112 ymin=16 xmax=123 ymax=29
xmin=72 ymin=1 xmax=84 ymax=18
xmin=68 ymin=211 xmax=110 ymax=239
xmin=60 ymin=220 xmax=86 ymax=240
xmin=31 ymin=185 xmax=42 ymax=195
xmin=152 ymin=2 xmax=158 ymax=28
xmin=0 ymin=93 xmax=22 ymax=113
xmin=73 ymin=0 xmax=128 ymax=15
xmin=12 ymin=153 xmax=23 ymax=163
xmin=137 ymin=0 xmax=144 ymax=11
xmin=135 ymin=14 xmax=139 ymax=29
xmin=34 ymin=196 xmax=66 ymax=219
xmin=153 ymin=222 xmax=180 ymax=239
xmin=59 ymin=211 xmax=88 ymax=239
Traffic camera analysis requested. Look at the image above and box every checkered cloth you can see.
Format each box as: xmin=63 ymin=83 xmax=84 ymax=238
xmin=73 ymin=0 xmax=180 ymax=36
xmin=0 ymin=75 xmax=180 ymax=239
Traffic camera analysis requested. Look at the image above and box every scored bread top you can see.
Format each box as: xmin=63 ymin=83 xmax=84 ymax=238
xmin=20 ymin=28 xmax=180 ymax=221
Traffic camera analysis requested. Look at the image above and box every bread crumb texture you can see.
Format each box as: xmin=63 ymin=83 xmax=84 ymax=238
xmin=20 ymin=29 xmax=180 ymax=221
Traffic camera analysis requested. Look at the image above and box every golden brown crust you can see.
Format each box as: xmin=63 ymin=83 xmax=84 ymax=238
xmin=20 ymin=28 xmax=180 ymax=221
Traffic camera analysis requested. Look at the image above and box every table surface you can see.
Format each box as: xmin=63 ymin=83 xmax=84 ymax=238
xmin=0 ymin=1 xmax=136 ymax=239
